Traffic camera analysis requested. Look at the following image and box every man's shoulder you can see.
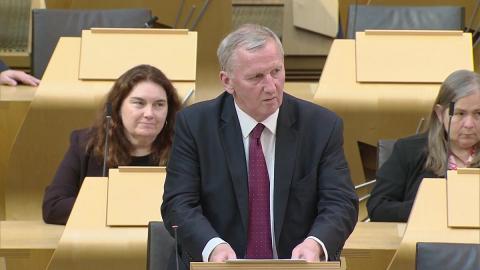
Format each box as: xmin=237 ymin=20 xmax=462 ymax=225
xmin=180 ymin=92 xmax=230 ymax=116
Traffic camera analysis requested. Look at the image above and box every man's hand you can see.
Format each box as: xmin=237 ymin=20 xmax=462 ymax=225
xmin=291 ymin=238 xmax=323 ymax=262
xmin=0 ymin=70 xmax=40 ymax=86
xmin=209 ymin=243 xmax=237 ymax=262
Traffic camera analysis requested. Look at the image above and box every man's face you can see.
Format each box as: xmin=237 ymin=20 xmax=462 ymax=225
xmin=220 ymin=39 xmax=285 ymax=122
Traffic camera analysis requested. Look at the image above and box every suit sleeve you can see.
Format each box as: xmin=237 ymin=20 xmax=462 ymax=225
xmin=309 ymin=118 xmax=359 ymax=260
xmin=161 ymin=111 xmax=220 ymax=261
xmin=42 ymin=131 xmax=83 ymax=225
xmin=367 ymin=140 xmax=414 ymax=222
xmin=0 ymin=60 xmax=9 ymax=73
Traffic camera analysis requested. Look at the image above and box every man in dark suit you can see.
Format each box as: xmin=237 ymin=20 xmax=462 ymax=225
xmin=161 ymin=24 xmax=358 ymax=269
xmin=0 ymin=60 xmax=40 ymax=86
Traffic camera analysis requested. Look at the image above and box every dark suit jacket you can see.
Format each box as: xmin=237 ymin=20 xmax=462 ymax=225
xmin=367 ymin=133 xmax=438 ymax=222
xmin=161 ymin=92 xmax=358 ymax=269
xmin=0 ymin=60 xmax=8 ymax=72
xmin=42 ymin=128 xmax=155 ymax=225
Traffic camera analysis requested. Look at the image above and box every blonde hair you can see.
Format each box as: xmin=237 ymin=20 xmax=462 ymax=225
xmin=424 ymin=70 xmax=480 ymax=176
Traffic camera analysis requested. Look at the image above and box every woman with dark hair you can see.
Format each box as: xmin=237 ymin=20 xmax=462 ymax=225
xmin=367 ymin=69 xmax=480 ymax=222
xmin=42 ymin=64 xmax=181 ymax=225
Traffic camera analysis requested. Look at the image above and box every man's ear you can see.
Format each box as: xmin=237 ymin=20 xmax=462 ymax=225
xmin=220 ymin=71 xmax=234 ymax=94
xmin=434 ymin=104 xmax=444 ymax=124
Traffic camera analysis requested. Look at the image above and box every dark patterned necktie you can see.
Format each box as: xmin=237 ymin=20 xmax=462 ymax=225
xmin=245 ymin=123 xmax=273 ymax=259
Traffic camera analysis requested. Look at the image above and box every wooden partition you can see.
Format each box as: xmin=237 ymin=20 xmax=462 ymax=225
xmin=0 ymin=221 xmax=63 ymax=270
xmin=314 ymin=39 xmax=440 ymax=184
xmin=0 ymin=85 xmax=36 ymax=220
xmin=446 ymin=169 xmax=480 ymax=228
xmin=44 ymin=0 xmax=232 ymax=101
xmin=47 ymin=177 xmax=403 ymax=270
xmin=5 ymin=35 xmax=195 ymax=220
xmin=106 ymin=167 xmax=165 ymax=226
xmin=314 ymin=30 xmax=473 ymax=184
xmin=387 ymin=179 xmax=480 ymax=269
xmin=46 ymin=178 xmax=148 ymax=270
xmin=191 ymin=259 xmax=345 ymax=270
xmin=343 ymin=222 xmax=405 ymax=270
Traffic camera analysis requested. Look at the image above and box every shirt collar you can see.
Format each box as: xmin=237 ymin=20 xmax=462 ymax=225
xmin=234 ymin=102 xmax=279 ymax=139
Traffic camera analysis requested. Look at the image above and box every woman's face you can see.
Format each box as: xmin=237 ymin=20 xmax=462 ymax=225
xmin=120 ymin=80 xmax=168 ymax=146
xmin=436 ymin=91 xmax=480 ymax=150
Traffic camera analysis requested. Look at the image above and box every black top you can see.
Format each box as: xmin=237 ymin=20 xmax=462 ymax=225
xmin=367 ymin=133 xmax=439 ymax=222
xmin=130 ymin=154 xmax=154 ymax=166
xmin=42 ymin=129 xmax=157 ymax=225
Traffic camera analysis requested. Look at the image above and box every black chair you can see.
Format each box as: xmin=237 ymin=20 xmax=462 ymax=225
xmin=416 ymin=242 xmax=480 ymax=270
xmin=31 ymin=8 xmax=151 ymax=79
xmin=356 ymin=139 xmax=397 ymax=221
xmin=347 ymin=5 xmax=464 ymax=39
xmin=147 ymin=221 xmax=175 ymax=270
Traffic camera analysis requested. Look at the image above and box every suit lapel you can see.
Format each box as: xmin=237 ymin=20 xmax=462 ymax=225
xmin=273 ymin=94 xmax=297 ymax=244
xmin=218 ymin=94 xmax=249 ymax=235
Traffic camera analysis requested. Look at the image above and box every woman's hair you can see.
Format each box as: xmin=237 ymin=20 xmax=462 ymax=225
xmin=424 ymin=69 xmax=480 ymax=176
xmin=86 ymin=64 xmax=181 ymax=167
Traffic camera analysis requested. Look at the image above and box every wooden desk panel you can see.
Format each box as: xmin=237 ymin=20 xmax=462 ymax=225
xmin=5 ymin=37 xmax=192 ymax=220
xmin=343 ymin=222 xmax=405 ymax=270
xmin=388 ymin=179 xmax=480 ymax=270
xmin=0 ymin=85 xmax=36 ymax=219
xmin=314 ymin=39 xmax=439 ymax=184
xmin=49 ymin=178 xmax=404 ymax=270
xmin=0 ymin=220 xmax=64 ymax=270
xmin=47 ymin=178 xmax=148 ymax=270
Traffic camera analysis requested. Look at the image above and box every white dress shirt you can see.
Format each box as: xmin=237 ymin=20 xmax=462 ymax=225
xmin=202 ymin=102 xmax=328 ymax=261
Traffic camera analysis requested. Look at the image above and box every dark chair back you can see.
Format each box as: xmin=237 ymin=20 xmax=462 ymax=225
xmin=32 ymin=8 xmax=151 ymax=78
xmin=347 ymin=5 xmax=464 ymax=39
xmin=377 ymin=139 xmax=397 ymax=169
xmin=416 ymin=242 xmax=480 ymax=270
xmin=147 ymin=221 xmax=175 ymax=270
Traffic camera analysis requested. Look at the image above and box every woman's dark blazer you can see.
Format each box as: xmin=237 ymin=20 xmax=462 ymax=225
xmin=42 ymin=129 xmax=104 ymax=225
xmin=42 ymin=128 xmax=158 ymax=224
xmin=367 ymin=133 xmax=439 ymax=222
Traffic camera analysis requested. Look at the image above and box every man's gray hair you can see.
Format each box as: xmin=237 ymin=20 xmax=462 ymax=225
xmin=217 ymin=24 xmax=284 ymax=72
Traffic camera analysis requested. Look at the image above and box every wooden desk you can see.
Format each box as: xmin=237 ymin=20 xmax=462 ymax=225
xmin=314 ymin=39 xmax=439 ymax=184
xmin=5 ymin=37 xmax=192 ymax=220
xmin=0 ymin=220 xmax=64 ymax=270
xmin=0 ymin=85 xmax=36 ymax=219
xmin=343 ymin=222 xmax=405 ymax=270
xmin=47 ymin=178 xmax=148 ymax=270
xmin=49 ymin=177 xmax=405 ymax=270
xmin=388 ymin=179 xmax=480 ymax=269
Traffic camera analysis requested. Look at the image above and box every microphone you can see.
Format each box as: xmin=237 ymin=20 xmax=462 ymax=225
xmin=445 ymin=101 xmax=455 ymax=179
xmin=172 ymin=225 xmax=180 ymax=270
xmin=102 ymin=102 xmax=112 ymax=177
xmin=145 ymin=16 xmax=159 ymax=28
